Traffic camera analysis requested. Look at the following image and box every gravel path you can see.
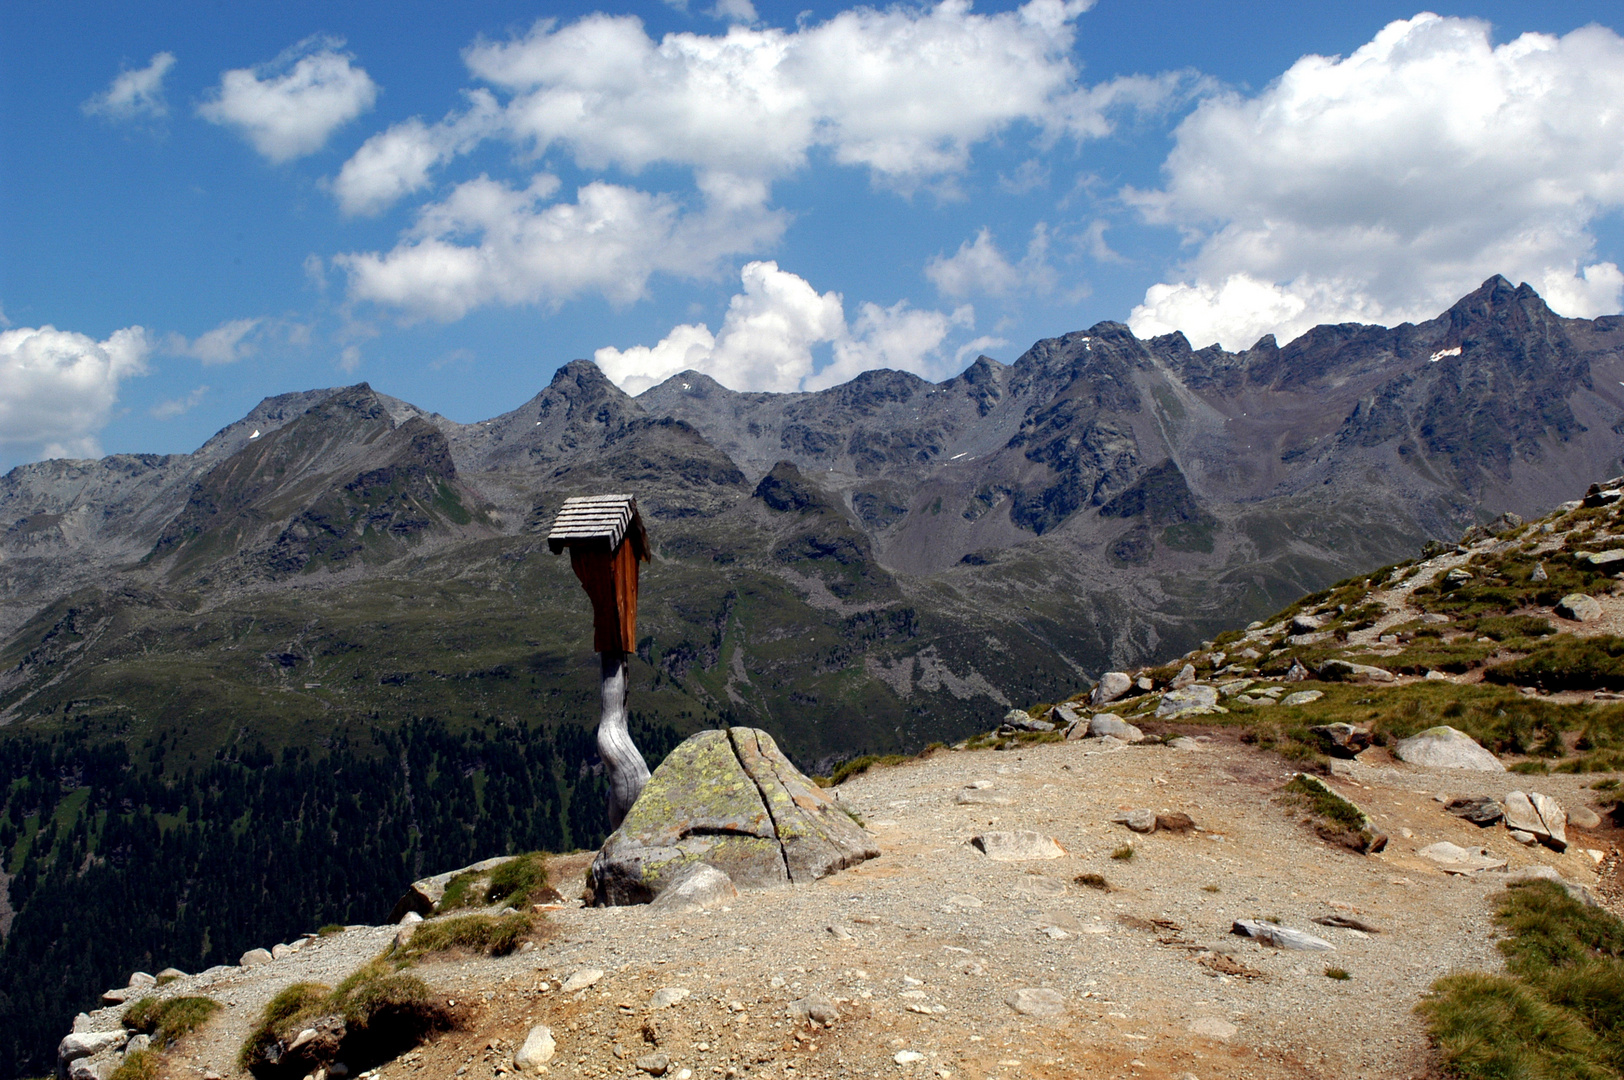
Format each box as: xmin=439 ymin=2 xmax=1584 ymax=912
xmin=76 ymin=732 xmax=1621 ymax=1080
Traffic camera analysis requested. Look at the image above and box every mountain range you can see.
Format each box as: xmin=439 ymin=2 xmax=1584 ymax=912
xmin=2 ymin=275 xmax=1622 ymax=765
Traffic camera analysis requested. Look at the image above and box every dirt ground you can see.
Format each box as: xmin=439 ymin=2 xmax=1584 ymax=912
xmin=135 ymin=728 xmax=1620 ymax=1080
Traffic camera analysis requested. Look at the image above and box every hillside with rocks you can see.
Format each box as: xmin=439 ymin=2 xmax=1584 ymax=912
xmin=49 ymin=482 xmax=1624 ymax=1080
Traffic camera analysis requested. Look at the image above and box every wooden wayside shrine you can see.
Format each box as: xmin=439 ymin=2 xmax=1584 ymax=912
xmin=548 ymin=494 xmax=652 ymax=829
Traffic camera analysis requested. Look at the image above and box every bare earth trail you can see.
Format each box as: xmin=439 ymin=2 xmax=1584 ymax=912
xmin=101 ymin=730 xmax=1621 ymax=1080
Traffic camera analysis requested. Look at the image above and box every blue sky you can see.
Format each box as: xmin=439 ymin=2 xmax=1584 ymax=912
xmin=2 ymin=0 xmax=1622 ymax=470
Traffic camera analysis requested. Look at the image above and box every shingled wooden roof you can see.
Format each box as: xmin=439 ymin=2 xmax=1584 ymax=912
xmin=546 ymin=494 xmax=647 ymax=556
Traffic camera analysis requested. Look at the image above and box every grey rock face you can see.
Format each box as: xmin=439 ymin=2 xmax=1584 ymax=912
xmin=1557 ymin=593 xmax=1603 ymax=621
xmin=1169 ymin=663 xmax=1197 ymax=689
xmin=1091 ymin=672 xmax=1133 ymax=706
xmin=589 ymin=728 xmax=878 ymax=906
xmin=1445 ymin=795 xmax=1503 ymax=826
xmin=648 ymin=863 xmax=739 ymax=913
xmin=238 ymin=948 xmax=272 ymax=967
xmin=1281 ymin=689 xmax=1323 ymax=706
xmin=1156 ymin=684 xmax=1219 ymax=717
xmin=1393 ymin=726 xmax=1504 ymax=771
xmin=1088 ymin=714 xmax=1144 ymax=742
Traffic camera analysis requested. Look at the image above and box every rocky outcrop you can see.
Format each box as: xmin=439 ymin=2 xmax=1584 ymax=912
xmin=589 ymin=728 xmax=879 ymax=906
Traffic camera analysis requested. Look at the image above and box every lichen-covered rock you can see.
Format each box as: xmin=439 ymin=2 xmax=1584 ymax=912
xmin=589 ymin=728 xmax=878 ymax=906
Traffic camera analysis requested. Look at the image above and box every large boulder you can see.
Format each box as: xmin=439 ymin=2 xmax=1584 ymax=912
xmin=1393 ymin=726 xmax=1504 ymax=771
xmin=389 ymin=855 xmax=518 ymax=922
xmin=589 ymin=728 xmax=878 ymax=906
xmin=1091 ymin=672 xmax=1133 ymax=706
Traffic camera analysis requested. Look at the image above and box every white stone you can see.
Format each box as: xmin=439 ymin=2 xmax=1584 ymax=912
xmin=238 ymin=948 xmax=272 ymax=967
xmin=514 ymin=1025 xmax=556 ymax=1070
xmin=560 ymin=968 xmax=604 ymax=994
xmin=1418 ymin=841 xmax=1507 ymax=873
xmin=969 ymin=831 xmax=1066 ymax=860
xmin=1394 ymin=726 xmax=1504 ymax=771
xmin=1006 ymin=988 xmax=1066 ymax=1016
xmin=1281 ymin=690 xmax=1323 ymax=707
xmin=59 ymin=1030 xmax=129 ymax=1063
xmin=399 ymin=911 xmax=424 ymax=925
xmin=649 ymin=987 xmax=690 ymax=1010
xmin=893 ymin=1050 xmax=925 ymax=1065
xmin=1232 ymin=920 xmax=1335 ymax=950
xmin=1188 ymin=1017 xmax=1237 ymax=1040
xmin=127 ymin=972 xmax=155 ymax=989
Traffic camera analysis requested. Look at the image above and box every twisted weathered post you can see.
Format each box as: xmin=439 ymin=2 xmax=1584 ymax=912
xmin=547 ymin=494 xmax=651 ymax=829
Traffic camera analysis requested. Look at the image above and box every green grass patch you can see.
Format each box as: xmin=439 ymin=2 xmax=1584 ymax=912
xmin=239 ymin=982 xmax=329 ymax=1070
xmin=1486 ymin=635 xmax=1624 ymax=692
xmin=1110 ymin=844 xmax=1134 ymax=861
xmin=397 ymin=912 xmax=533 ymax=959
xmin=1418 ymin=880 xmax=1624 ymax=1079
xmin=317 ymin=924 xmax=345 ymax=936
xmin=109 ymin=1049 xmax=161 ymax=1080
xmin=482 ymin=853 xmax=544 ymax=904
xmin=123 ymin=996 xmax=222 ymax=1045
xmin=829 ymin=753 xmax=911 ymax=785
xmin=1325 ymin=967 xmax=1351 ymax=981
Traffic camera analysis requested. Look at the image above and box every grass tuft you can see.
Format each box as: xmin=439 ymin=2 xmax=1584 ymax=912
xmin=398 ymin=912 xmax=533 ymax=959
xmin=1419 ymin=880 xmax=1624 ymax=1079
xmin=1074 ymin=873 xmax=1109 ymax=891
xmin=122 ymin=996 xmax=222 ymax=1045
xmin=1325 ymin=967 xmax=1351 ymax=981
xmin=239 ymin=962 xmax=454 ymax=1077
xmin=109 ymin=1049 xmax=161 ymax=1080
xmin=1110 ymin=844 xmax=1134 ymax=861
xmin=317 ymin=924 xmax=345 ymax=936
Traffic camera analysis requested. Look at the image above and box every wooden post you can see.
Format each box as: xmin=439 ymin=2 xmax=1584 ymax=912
xmin=547 ymin=494 xmax=652 ymax=830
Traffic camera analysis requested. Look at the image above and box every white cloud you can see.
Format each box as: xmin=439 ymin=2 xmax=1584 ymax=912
xmin=164 ymin=317 xmax=264 ymax=365
xmin=0 ymin=325 xmax=150 ymax=460
xmin=335 ymin=0 xmax=1186 ymax=319
xmin=927 ymin=225 xmax=1055 ymax=299
xmin=463 ymin=1 xmax=1100 ymax=189
xmin=595 ymin=260 xmax=972 ymax=394
xmin=337 ymin=173 xmax=784 ymax=321
xmin=83 ymin=52 xmax=176 ymax=122
xmin=708 ymin=0 xmax=757 ymax=24
xmin=199 ymin=36 xmax=378 ymax=163
xmin=150 ymin=385 xmax=209 ymax=420
xmin=331 ymin=91 xmax=500 ymax=216
xmin=1128 ymin=15 xmax=1624 ymax=350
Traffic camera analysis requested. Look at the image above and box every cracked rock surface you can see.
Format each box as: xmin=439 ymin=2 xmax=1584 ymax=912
xmin=589 ymin=728 xmax=879 ymax=906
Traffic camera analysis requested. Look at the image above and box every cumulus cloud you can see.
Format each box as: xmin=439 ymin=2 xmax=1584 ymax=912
xmin=164 ymin=317 xmax=264 ymax=364
xmin=334 ymin=0 xmax=1185 ymax=319
xmin=464 ymin=0 xmax=1098 ymax=190
xmin=594 ymin=261 xmax=972 ymax=394
xmin=199 ymin=36 xmax=377 ymax=163
xmin=331 ymin=91 xmax=500 ymax=216
xmin=927 ymin=225 xmax=1055 ymax=299
xmin=0 ymin=325 xmax=150 ymax=461
xmin=1128 ymin=14 xmax=1624 ymax=350
xmin=83 ymin=52 xmax=176 ymax=122
xmin=336 ymin=174 xmax=785 ymax=321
